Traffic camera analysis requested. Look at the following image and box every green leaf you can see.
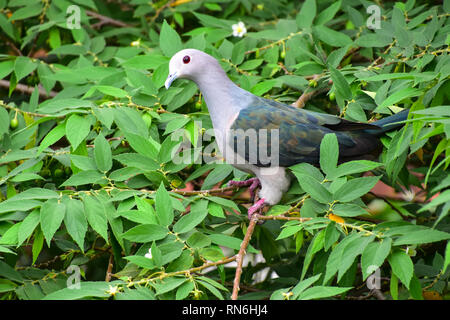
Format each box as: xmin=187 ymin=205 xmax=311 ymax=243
xmin=94 ymin=133 xmax=112 ymax=172
xmin=192 ymin=12 xmax=233 ymax=29
xmin=301 ymin=229 xmax=325 ymax=280
xmin=388 ymin=249 xmax=414 ymax=289
xmin=291 ymin=162 xmax=324 ymax=181
xmin=152 ymin=277 xmax=186 ymax=296
xmin=155 ymin=183 xmax=174 ymax=226
xmin=296 ymin=174 xmax=332 ymax=204
xmin=332 ymin=203 xmax=367 ymax=217
xmin=320 ymin=133 xmax=338 ymax=176
xmin=206 ymin=196 xmax=240 ymax=213
xmin=124 ymin=255 xmax=154 ymax=269
xmin=92 ymin=85 xmax=128 ymax=98
xmin=330 ymin=66 xmax=352 ymax=100
xmin=333 ymin=176 xmax=380 ymax=202
xmin=123 ymin=131 xmax=160 ymax=160
xmin=176 ymin=280 xmax=194 ymax=300
xmin=297 ymin=286 xmax=352 ymax=300
xmin=0 ymin=106 xmax=9 ymax=137
xmin=324 ymin=222 xmax=340 ymax=251
xmin=418 ymin=189 xmax=450 ymax=213
xmin=160 ymin=20 xmax=182 ymax=56
xmin=38 ymin=98 xmax=94 ymax=115
xmin=122 ymin=54 xmax=169 ymax=70
xmin=315 ymin=0 xmax=341 ymax=25
xmin=355 ymin=34 xmax=393 ymax=47
xmin=18 ymin=209 xmax=40 ymax=246
xmin=337 ymin=234 xmax=374 ymax=281
xmin=324 ymin=232 xmax=359 ymax=283
xmin=330 ymin=160 xmax=381 ymax=179
xmin=42 ymin=281 xmax=113 ymax=300
xmin=151 ymin=241 xmax=162 ymax=267
xmin=409 ymin=275 xmax=423 ymax=300
xmin=291 ymin=274 xmax=322 ymax=299
xmin=412 ymin=105 xmax=450 ymax=117
xmin=60 ymin=170 xmax=104 ymax=187
xmin=173 ymin=200 xmax=208 ymax=234
xmin=314 ymin=25 xmax=352 ymax=47
xmin=113 ymin=106 xmax=149 ymax=137
xmin=122 ymin=224 xmax=168 ymax=243
xmin=276 ymin=224 xmax=302 ymax=240
xmin=66 ymin=114 xmax=91 ymax=151
xmin=0 ymin=223 xmax=19 ymax=245
xmin=40 ymin=198 xmax=66 ymax=247
xmin=0 ymin=15 xmax=16 ymax=41
xmin=393 ymin=229 xmax=450 ymax=246
xmin=443 ymin=241 xmax=450 ymax=273
xmin=113 ymin=153 xmax=159 ymax=171
xmin=81 ymin=194 xmax=109 ymax=243
xmin=9 ymin=3 xmax=42 ymax=21
xmin=296 ymin=0 xmax=316 ymax=29
xmin=201 ymin=164 xmax=233 ymax=190
xmin=187 ymin=232 xmax=211 ymax=248
xmin=208 ymin=233 xmax=258 ymax=254
xmin=152 ymin=62 xmax=169 ymax=88
xmin=390 ymin=272 xmax=399 ymax=300
xmin=198 ymin=279 xmax=224 ymax=300
xmin=239 ymin=59 xmax=264 ymax=70
xmin=376 ymin=87 xmax=422 ymax=112
xmin=0 ymin=260 xmax=23 ymax=283
xmin=63 ymin=198 xmax=87 ymax=252
xmin=14 ymin=56 xmax=38 ymax=82
xmin=231 ymin=40 xmax=245 ymax=65
xmin=32 ymin=227 xmax=44 ymax=264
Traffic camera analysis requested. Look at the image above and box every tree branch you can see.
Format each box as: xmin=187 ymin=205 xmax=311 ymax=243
xmin=0 ymin=79 xmax=58 ymax=98
xmin=292 ymin=88 xmax=328 ymax=109
xmin=231 ymin=214 xmax=259 ymax=300
xmin=86 ymin=10 xmax=132 ymax=29
xmin=105 ymin=254 xmax=114 ymax=282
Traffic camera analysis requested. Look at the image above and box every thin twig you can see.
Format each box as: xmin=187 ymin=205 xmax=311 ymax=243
xmin=292 ymin=88 xmax=328 ymax=109
xmin=0 ymin=100 xmax=58 ymax=118
xmin=171 ymin=185 xmax=238 ymax=196
xmin=120 ymin=256 xmax=237 ymax=286
xmin=231 ymin=214 xmax=259 ymax=300
xmin=105 ymin=254 xmax=114 ymax=282
xmin=256 ymin=214 xmax=312 ymax=222
xmin=148 ymin=0 xmax=176 ymax=25
xmin=86 ymin=10 xmax=132 ymax=29
xmin=0 ymin=79 xmax=58 ymax=98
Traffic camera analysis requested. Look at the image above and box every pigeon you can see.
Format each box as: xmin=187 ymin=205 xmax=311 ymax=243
xmin=165 ymin=49 xmax=409 ymax=218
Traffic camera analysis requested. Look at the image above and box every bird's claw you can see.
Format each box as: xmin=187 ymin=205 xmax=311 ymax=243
xmin=247 ymin=198 xmax=265 ymax=220
xmin=228 ymin=178 xmax=261 ymax=202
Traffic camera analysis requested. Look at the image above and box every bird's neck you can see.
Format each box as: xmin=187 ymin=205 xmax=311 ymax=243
xmin=194 ymin=67 xmax=251 ymax=132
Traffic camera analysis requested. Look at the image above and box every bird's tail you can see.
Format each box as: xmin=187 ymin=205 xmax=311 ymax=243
xmin=366 ymin=109 xmax=409 ymax=135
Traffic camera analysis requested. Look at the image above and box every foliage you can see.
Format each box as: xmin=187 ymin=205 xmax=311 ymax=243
xmin=0 ymin=0 xmax=449 ymax=300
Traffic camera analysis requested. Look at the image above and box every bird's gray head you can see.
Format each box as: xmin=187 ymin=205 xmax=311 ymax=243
xmin=165 ymin=49 xmax=220 ymax=89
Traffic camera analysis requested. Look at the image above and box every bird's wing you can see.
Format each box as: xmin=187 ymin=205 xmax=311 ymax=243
xmin=229 ymin=101 xmax=380 ymax=167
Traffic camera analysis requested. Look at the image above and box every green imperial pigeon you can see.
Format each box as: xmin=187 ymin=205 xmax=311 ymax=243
xmin=165 ymin=49 xmax=409 ymax=218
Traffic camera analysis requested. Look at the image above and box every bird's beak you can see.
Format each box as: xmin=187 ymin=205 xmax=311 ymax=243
xmin=165 ymin=71 xmax=178 ymax=89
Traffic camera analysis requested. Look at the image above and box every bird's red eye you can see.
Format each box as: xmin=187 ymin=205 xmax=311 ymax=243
xmin=183 ymin=55 xmax=190 ymax=64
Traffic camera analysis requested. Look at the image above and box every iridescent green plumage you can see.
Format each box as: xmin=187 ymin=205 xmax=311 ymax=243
xmin=230 ymin=96 xmax=408 ymax=167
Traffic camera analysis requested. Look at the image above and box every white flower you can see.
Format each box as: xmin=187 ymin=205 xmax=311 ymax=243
xmin=106 ymin=285 xmax=120 ymax=296
xmin=145 ymin=248 xmax=152 ymax=259
xmin=232 ymin=21 xmax=247 ymax=37
xmin=400 ymin=188 xmax=415 ymax=202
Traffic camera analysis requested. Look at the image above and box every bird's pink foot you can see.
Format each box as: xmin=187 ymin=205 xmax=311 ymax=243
xmin=228 ymin=178 xmax=261 ymax=201
xmin=247 ymin=198 xmax=265 ymax=219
